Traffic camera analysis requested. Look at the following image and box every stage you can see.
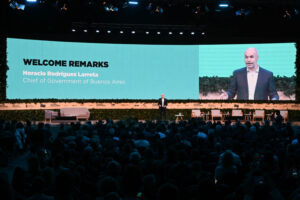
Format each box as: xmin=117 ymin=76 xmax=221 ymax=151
xmin=1 ymin=101 xmax=300 ymax=110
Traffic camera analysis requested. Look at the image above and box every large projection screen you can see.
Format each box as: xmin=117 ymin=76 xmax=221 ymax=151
xmin=7 ymin=38 xmax=199 ymax=99
xmin=6 ymin=38 xmax=296 ymax=100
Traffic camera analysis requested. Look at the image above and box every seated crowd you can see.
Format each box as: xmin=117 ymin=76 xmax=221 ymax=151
xmin=0 ymin=117 xmax=300 ymax=200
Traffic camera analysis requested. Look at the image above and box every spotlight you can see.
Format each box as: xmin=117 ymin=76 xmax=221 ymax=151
xmin=72 ymin=29 xmax=76 ymax=32
xmin=26 ymin=0 xmax=37 ymax=2
xmin=145 ymin=31 xmax=150 ymax=34
xmin=169 ymin=32 xmax=173 ymax=35
xmin=96 ymin=30 xmax=100 ymax=33
xmin=219 ymin=1 xmax=229 ymax=8
xmin=83 ymin=29 xmax=88 ymax=33
xmin=179 ymin=32 xmax=183 ymax=35
xmin=201 ymin=32 xmax=206 ymax=35
xmin=157 ymin=31 xmax=161 ymax=35
xmin=131 ymin=31 xmax=136 ymax=34
xmin=191 ymin=32 xmax=195 ymax=35
xmin=128 ymin=1 xmax=138 ymax=5
xmin=107 ymin=30 xmax=111 ymax=34
xmin=120 ymin=30 xmax=124 ymax=34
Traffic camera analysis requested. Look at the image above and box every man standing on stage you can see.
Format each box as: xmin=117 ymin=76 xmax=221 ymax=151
xmin=158 ymin=93 xmax=168 ymax=120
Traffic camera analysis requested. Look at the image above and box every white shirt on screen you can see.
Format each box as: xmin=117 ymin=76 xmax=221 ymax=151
xmin=162 ymin=98 xmax=164 ymax=106
xmin=247 ymin=67 xmax=259 ymax=100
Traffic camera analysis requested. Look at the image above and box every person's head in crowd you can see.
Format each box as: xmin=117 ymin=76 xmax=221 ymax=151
xmin=104 ymin=192 xmax=122 ymax=200
xmin=221 ymin=151 xmax=235 ymax=168
xmin=106 ymin=160 xmax=121 ymax=178
xmin=276 ymin=110 xmax=281 ymax=116
xmin=214 ymin=142 xmax=222 ymax=153
xmin=16 ymin=122 xmax=24 ymax=129
xmin=98 ymin=176 xmax=119 ymax=197
xmin=158 ymin=183 xmax=179 ymax=200
xmin=37 ymin=122 xmax=44 ymax=130
xmin=250 ymin=125 xmax=256 ymax=133
xmin=142 ymin=174 xmax=156 ymax=200
xmin=129 ymin=151 xmax=142 ymax=164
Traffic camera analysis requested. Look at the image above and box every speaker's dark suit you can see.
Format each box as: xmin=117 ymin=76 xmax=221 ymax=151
xmin=227 ymin=67 xmax=279 ymax=100
xmin=158 ymin=98 xmax=168 ymax=120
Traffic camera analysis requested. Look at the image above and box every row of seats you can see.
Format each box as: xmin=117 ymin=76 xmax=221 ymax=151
xmin=191 ymin=110 xmax=288 ymax=122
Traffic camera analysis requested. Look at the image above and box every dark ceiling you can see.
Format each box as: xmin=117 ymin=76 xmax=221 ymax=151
xmin=2 ymin=0 xmax=300 ymax=43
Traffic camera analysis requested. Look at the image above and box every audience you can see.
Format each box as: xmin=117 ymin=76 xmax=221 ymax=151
xmin=0 ymin=117 xmax=299 ymax=200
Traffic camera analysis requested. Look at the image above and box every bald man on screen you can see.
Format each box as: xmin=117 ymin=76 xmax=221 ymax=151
xmin=220 ymin=48 xmax=279 ymax=100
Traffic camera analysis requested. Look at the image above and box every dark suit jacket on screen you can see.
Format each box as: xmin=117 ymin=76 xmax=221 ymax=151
xmin=227 ymin=67 xmax=279 ymax=100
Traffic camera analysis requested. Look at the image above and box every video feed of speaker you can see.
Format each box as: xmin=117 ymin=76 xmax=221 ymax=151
xmin=199 ymin=43 xmax=296 ymax=101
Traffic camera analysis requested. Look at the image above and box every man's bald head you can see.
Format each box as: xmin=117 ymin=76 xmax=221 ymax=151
xmin=245 ymin=48 xmax=259 ymax=70
xmin=245 ymin=48 xmax=258 ymax=56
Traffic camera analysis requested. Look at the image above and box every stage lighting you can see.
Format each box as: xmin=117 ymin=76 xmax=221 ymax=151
xmin=104 ymin=4 xmax=118 ymax=12
xmin=201 ymin=32 xmax=206 ymax=35
xmin=72 ymin=29 xmax=76 ymax=32
xmin=131 ymin=31 xmax=136 ymax=34
xmin=146 ymin=2 xmax=152 ymax=10
xmin=168 ymin=32 xmax=173 ymax=35
xmin=107 ymin=30 xmax=111 ymax=34
xmin=191 ymin=32 xmax=195 ymax=35
xmin=219 ymin=2 xmax=229 ymax=8
xmin=154 ymin=6 xmax=164 ymax=14
xmin=26 ymin=0 xmax=37 ymax=2
xmin=120 ymin=30 xmax=124 ymax=34
xmin=179 ymin=32 xmax=183 ymax=35
xmin=128 ymin=1 xmax=138 ymax=5
xmin=9 ymin=0 xmax=25 ymax=10
xmin=96 ymin=30 xmax=100 ymax=33
xmin=157 ymin=31 xmax=161 ymax=35
xmin=145 ymin=31 xmax=149 ymax=34
xmin=83 ymin=29 xmax=88 ymax=33
xmin=235 ymin=8 xmax=250 ymax=16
